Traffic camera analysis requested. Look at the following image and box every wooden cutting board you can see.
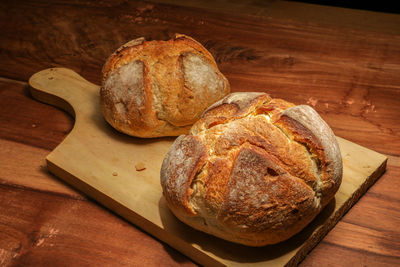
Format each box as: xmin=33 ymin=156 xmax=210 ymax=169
xmin=29 ymin=68 xmax=387 ymax=267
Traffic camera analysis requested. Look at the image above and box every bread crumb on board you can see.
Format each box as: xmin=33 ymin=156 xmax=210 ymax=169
xmin=112 ymin=171 xmax=118 ymax=176
xmin=135 ymin=162 xmax=146 ymax=171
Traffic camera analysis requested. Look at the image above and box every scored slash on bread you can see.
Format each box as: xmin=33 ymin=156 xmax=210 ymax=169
xmin=161 ymin=92 xmax=342 ymax=246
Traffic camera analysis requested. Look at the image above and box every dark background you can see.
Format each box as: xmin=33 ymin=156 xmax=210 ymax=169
xmin=292 ymin=1 xmax=400 ymax=14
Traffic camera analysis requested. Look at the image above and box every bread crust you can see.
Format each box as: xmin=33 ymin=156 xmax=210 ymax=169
xmin=161 ymin=92 xmax=342 ymax=246
xmin=100 ymin=34 xmax=230 ymax=137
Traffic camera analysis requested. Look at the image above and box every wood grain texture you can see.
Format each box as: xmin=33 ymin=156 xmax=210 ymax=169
xmin=0 ymin=185 xmax=194 ymax=267
xmin=0 ymin=0 xmax=399 ymax=266
xmin=151 ymin=0 xmax=400 ymax=34
xmin=0 ymin=0 xmax=399 ymax=156
xmin=0 ymin=79 xmax=73 ymax=150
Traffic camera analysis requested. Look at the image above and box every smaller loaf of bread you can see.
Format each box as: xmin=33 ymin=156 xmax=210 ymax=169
xmin=100 ymin=34 xmax=230 ymax=138
xmin=161 ymin=92 xmax=342 ymax=246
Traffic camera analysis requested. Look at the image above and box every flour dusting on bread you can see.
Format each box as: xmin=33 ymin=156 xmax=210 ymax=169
xmin=100 ymin=34 xmax=230 ymax=137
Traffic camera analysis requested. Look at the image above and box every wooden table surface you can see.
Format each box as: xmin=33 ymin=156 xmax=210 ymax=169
xmin=1 ymin=1 xmax=399 ymax=266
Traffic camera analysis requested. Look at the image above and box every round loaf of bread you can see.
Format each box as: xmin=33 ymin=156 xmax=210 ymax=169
xmin=161 ymin=92 xmax=342 ymax=246
xmin=100 ymin=34 xmax=230 ymax=138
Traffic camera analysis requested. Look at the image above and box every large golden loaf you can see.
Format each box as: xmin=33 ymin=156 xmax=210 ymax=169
xmin=161 ymin=92 xmax=343 ymax=246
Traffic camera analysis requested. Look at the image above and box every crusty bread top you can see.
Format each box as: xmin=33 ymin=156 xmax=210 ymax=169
xmin=100 ymin=34 xmax=230 ymax=137
xmin=161 ymin=92 xmax=342 ymax=245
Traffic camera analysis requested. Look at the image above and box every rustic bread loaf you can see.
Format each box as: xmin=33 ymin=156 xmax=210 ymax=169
xmin=161 ymin=92 xmax=342 ymax=246
xmin=100 ymin=34 xmax=230 ymax=138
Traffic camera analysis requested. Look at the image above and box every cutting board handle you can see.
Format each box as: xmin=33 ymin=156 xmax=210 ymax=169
xmin=29 ymin=68 xmax=99 ymax=119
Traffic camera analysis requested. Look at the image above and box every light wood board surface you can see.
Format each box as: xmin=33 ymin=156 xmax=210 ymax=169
xmin=29 ymin=67 xmax=387 ymax=267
